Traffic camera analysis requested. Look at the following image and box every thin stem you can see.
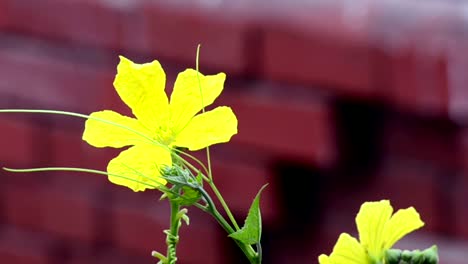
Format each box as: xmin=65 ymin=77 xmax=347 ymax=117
xmin=193 ymin=46 xmax=240 ymax=231
xmin=195 ymin=45 xmax=213 ymax=181
xmin=3 ymin=167 xmax=159 ymax=189
xmin=193 ymin=202 xmax=208 ymax=212
xmin=173 ymin=150 xmax=210 ymax=176
xmin=257 ymin=242 xmax=262 ymax=264
xmin=175 ymin=156 xmax=210 ymax=182
xmin=0 ymin=109 xmax=204 ymax=176
xmin=0 ymin=109 xmax=157 ymax=146
xmin=205 ymin=147 xmax=213 ymax=180
xmin=208 ymin=180 xmax=240 ymax=230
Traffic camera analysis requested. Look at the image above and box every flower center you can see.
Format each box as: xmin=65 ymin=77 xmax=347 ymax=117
xmin=154 ymin=124 xmax=176 ymax=146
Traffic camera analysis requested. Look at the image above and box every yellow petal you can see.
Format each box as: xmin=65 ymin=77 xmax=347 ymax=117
xmin=170 ymin=69 xmax=225 ymax=133
xmin=114 ymin=56 xmax=169 ymax=129
xmin=173 ymin=106 xmax=237 ymax=151
xmin=107 ymin=144 xmax=171 ymax=192
xmin=83 ymin=110 xmax=151 ymax=148
xmin=356 ymin=200 xmax=393 ymax=259
xmin=382 ymin=207 xmax=425 ymax=249
xmin=318 ymin=254 xmax=331 ymax=264
xmin=327 ymin=233 xmax=369 ymax=264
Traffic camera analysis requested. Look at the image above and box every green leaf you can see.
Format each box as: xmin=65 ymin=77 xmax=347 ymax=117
xmin=172 ymin=186 xmax=202 ymax=206
xmin=229 ymin=184 xmax=268 ymax=245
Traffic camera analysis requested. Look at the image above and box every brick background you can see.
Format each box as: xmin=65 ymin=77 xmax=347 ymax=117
xmin=1 ymin=0 xmax=468 ymax=263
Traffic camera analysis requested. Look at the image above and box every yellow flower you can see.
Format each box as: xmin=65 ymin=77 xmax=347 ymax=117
xmin=82 ymin=56 xmax=238 ymax=192
xmin=318 ymin=200 xmax=425 ymax=264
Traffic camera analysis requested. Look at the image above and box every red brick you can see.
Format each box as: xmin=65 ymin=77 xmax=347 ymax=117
xmin=383 ymin=46 xmax=448 ymax=116
xmin=48 ymin=123 xmax=113 ymax=186
xmin=458 ymin=129 xmax=468 ymax=174
xmin=0 ymin=227 xmax=54 ymax=264
xmin=371 ymin=1 xmax=455 ymax=115
xmin=455 ymin=131 xmax=468 ymax=238
xmin=3 ymin=180 xmax=98 ymax=243
xmin=115 ymin=0 xmax=153 ymax=54
xmin=454 ymin=173 xmax=468 ymax=239
xmin=49 ymin=126 xmax=86 ymax=167
xmin=210 ymin=158 xmax=280 ymax=225
xmin=0 ymin=46 xmax=111 ymax=112
xmin=66 ymin=247 xmax=149 ymax=264
xmin=323 ymin=157 xmax=443 ymax=235
xmin=262 ymin=3 xmax=375 ymax=98
xmin=61 ymin=114 xmax=127 ymax=184
xmin=371 ymin=158 xmax=443 ymax=232
xmin=0 ymin=1 xmax=9 ymax=28
xmin=48 ymin=118 xmax=133 ymax=187
xmin=446 ymin=38 xmax=468 ymax=123
xmin=110 ymin=189 xmax=225 ymax=263
xmin=177 ymin=209 xmax=225 ymax=264
xmin=382 ymin=115 xmax=457 ymax=168
xmin=0 ymin=116 xmax=37 ymax=166
xmin=218 ymin=86 xmax=336 ymax=167
xmin=3 ymin=183 xmax=45 ymax=230
xmin=142 ymin=2 xmax=254 ymax=75
xmin=39 ymin=184 xmax=97 ymax=242
xmin=111 ymin=195 xmax=168 ymax=255
xmin=6 ymin=0 xmax=120 ymax=49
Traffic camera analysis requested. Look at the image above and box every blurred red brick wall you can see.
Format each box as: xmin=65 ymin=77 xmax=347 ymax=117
xmin=1 ymin=0 xmax=468 ymax=263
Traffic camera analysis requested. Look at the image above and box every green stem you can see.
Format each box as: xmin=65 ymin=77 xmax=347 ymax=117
xmin=208 ymin=180 xmax=241 ymax=230
xmin=3 ymin=167 xmax=159 ymax=189
xmin=257 ymin=242 xmax=262 ymax=264
xmin=0 ymin=109 xmax=157 ymax=146
xmin=166 ymin=201 xmax=181 ymax=264
xmin=198 ymin=187 xmax=258 ymax=264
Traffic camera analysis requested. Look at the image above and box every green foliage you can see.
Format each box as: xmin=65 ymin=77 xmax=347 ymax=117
xmin=161 ymin=164 xmax=203 ymax=206
xmin=229 ymin=185 xmax=268 ymax=245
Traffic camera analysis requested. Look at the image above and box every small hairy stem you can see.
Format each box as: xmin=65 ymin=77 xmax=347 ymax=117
xmin=166 ymin=201 xmax=182 ymax=264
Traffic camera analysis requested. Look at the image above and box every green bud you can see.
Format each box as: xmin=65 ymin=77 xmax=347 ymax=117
xmin=422 ymin=245 xmax=438 ymax=264
xmin=401 ymin=250 xmax=412 ymax=262
xmin=385 ymin=246 xmax=439 ymax=264
xmin=410 ymin=250 xmax=424 ymax=264
xmin=385 ymin=249 xmax=402 ymax=264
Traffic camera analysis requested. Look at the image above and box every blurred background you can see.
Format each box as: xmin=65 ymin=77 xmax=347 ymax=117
xmin=1 ymin=0 xmax=468 ymax=263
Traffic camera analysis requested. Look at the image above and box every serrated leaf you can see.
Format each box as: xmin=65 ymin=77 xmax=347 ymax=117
xmin=229 ymin=184 xmax=268 ymax=245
